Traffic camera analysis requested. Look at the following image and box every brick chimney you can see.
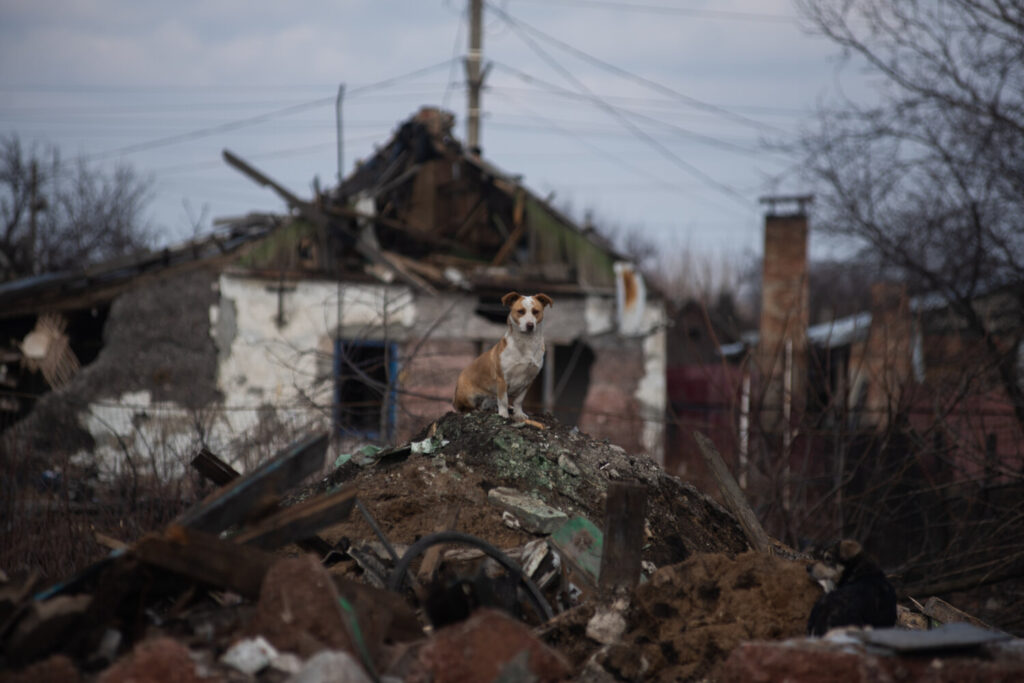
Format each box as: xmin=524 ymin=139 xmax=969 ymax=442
xmin=855 ymin=281 xmax=913 ymax=429
xmin=756 ymin=196 xmax=811 ymax=435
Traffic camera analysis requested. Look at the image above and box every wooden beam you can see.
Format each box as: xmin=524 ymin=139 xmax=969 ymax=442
xmin=191 ymin=447 xmax=240 ymax=487
xmin=232 ymin=485 xmax=358 ymax=551
xmin=491 ymin=190 xmax=526 ymax=266
xmin=176 ymin=432 xmax=328 ymax=534
xmin=922 ymin=596 xmax=997 ymax=631
xmin=693 ymin=431 xmax=772 ymax=553
xmin=133 ymin=525 xmax=276 ymax=599
xmin=224 ymin=149 xmax=438 ymax=294
xmin=188 ymin=446 xmax=336 ymax=557
xmin=599 ymin=482 xmax=647 ymax=589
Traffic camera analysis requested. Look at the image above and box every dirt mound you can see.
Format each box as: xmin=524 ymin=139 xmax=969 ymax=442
xmin=320 ymin=411 xmax=749 ymax=566
xmin=622 ymin=551 xmax=821 ymax=680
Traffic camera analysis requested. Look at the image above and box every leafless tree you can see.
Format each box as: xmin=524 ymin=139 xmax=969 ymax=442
xmin=794 ymin=0 xmax=1024 ymax=426
xmin=1 ymin=135 xmax=156 ymax=281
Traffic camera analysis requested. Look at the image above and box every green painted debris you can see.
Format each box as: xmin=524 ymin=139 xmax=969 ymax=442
xmin=549 ymin=516 xmax=603 ymax=586
xmin=334 ymin=444 xmax=384 ymax=469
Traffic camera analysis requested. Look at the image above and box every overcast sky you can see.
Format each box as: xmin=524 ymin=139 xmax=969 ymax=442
xmin=0 ymin=0 xmax=874 ymax=265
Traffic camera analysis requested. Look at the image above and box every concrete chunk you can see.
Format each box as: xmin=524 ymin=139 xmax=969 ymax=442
xmin=487 ymin=487 xmax=568 ymax=535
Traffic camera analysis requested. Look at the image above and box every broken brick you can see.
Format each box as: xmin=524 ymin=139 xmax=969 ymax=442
xmin=250 ymin=555 xmax=358 ymax=660
xmin=408 ymin=608 xmax=571 ymax=683
xmin=97 ymin=637 xmax=205 ymax=683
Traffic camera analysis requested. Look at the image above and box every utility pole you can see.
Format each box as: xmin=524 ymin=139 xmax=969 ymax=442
xmin=465 ymin=0 xmax=485 ymax=153
xmin=28 ymin=160 xmax=44 ymax=275
xmin=336 ymin=83 xmax=345 ymax=183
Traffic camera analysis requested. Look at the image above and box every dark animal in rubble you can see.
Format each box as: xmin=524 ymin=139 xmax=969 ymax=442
xmin=423 ymin=566 xmax=521 ymax=628
xmin=806 ymin=539 xmax=898 ymax=636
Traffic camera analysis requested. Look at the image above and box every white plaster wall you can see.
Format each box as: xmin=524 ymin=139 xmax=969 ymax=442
xmin=69 ymin=280 xmax=666 ymax=473
xmin=637 ymin=319 xmax=667 ymax=465
xmin=584 ymin=296 xmax=616 ymax=337
xmin=212 ymin=275 xmax=415 ymax=444
xmin=73 ymin=390 xmax=198 ymax=481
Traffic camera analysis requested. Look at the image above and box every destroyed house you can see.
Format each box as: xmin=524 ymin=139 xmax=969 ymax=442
xmin=0 ymin=107 xmax=666 ymax=479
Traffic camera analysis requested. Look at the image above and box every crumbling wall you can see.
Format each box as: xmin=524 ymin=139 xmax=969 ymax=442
xmin=5 ymin=268 xmax=222 ymax=478
xmin=211 ymin=275 xmax=415 ymax=461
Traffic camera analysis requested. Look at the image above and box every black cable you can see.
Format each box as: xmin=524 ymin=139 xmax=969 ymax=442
xmin=78 ymin=59 xmax=458 ymax=164
xmin=490 ymin=2 xmax=783 ymax=134
xmin=494 ymin=16 xmax=756 ymax=206
xmin=387 ymin=530 xmax=556 ymax=621
xmin=511 ymin=0 xmax=796 ymax=24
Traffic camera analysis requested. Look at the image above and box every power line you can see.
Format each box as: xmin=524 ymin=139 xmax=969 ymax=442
xmin=510 ymin=0 xmax=798 ymax=24
xmin=78 ymin=59 xmax=458 ymax=163
xmin=489 ymin=89 xmax=750 ymax=218
xmin=149 ymin=132 xmax=385 ymax=176
xmin=488 ymin=85 xmax=809 ymax=118
xmin=489 ymin=66 xmax=784 ymax=156
xmin=489 ymin=29 xmax=755 ymax=206
xmin=489 ymin=2 xmax=784 ymax=134
xmin=0 ymin=87 xmax=459 ymax=117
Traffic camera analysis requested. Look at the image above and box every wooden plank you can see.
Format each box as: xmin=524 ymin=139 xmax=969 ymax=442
xmin=191 ymin=447 xmax=240 ymax=487
xmin=491 ymin=189 xmax=526 ymax=266
xmin=133 ymin=525 xmax=276 ymax=598
xmin=922 ymin=596 xmax=996 ymax=631
xmin=94 ymin=532 xmax=128 ymax=552
xmin=176 ymin=431 xmax=329 ymax=534
xmin=224 ymin=149 xmax=437 ymax=294
xmin=599 ymin=482 xmax=647 ymax=589
xmin=693 ymin=430 xmax=772 ymax=553
xmin=232 ymin=485 xmax=358 ymax=550
xmin=3 ymin=594 xmax=92 ymax=665
xmin=189 ymin=446 xmax=336 ymax=557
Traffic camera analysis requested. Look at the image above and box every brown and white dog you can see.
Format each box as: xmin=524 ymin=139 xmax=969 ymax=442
xmin=454 ymin=292 xmax=553 ymax=422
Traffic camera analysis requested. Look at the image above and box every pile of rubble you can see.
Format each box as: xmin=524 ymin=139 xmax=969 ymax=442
xmin=3 ymin=412 xmax=1024 ymax=682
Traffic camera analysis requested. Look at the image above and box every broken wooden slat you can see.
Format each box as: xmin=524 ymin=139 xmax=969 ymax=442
xmin=922 ymin=596 xmax=997 ymax=631
xmin=2 ymin=594 xmax=92 ymax=665
xmin=189 ymin=445 xmax=336 ymax=557
xmin=491 ymin=191 xmax=527 ymax=266
xmin=232 ymin=485 xmax=358 ymax=551
xmin=191 ymin=447 xmax=240 ymax=487
xmin=599 ymin=482 xmax=647 ymax=589
xmin=0 ymin=570 xmax=40 ymax=641
xmin=93 ymin=532 xmax=128 ymax=552
xmin=693 ymin=430 xmax=772 ymax=553
xmin=224 ymin=149 xmax=437 ymax=294
xmin=176 ymin=431 xmax=329 ymax=534
xmin=133 ymin=525 xmax=276 ymax=599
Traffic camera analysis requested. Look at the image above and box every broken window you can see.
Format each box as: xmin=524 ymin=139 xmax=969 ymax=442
xmin=333 ymin=339 xmax=397 ymax=440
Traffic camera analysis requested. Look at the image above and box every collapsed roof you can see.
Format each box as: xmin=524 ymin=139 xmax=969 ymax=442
xmin=318 ymin=106 xmax=629 ymax=293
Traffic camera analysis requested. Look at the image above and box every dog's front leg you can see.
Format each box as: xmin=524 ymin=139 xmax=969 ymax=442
xmin=496 ymin=377 xmax=510 ymax=418
xmin=510 ymin=391 xmax=528 ymax=422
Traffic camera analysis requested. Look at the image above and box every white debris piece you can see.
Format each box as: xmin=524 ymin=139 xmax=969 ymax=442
xmin=220 ymin=636 xmax=278 ymax=675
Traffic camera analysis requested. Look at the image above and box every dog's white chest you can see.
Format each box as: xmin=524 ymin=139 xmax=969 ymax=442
xmin=500 ymin=339 xmax=544 ymax=395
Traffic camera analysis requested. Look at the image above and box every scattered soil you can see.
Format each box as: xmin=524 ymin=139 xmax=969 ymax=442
xmin=624 ymin=550 xmax=821 ymax=681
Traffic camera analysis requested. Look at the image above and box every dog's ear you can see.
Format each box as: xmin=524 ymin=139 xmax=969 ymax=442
xmin=534 ymin=293 xmax=554 ymax=308
xmin=837 ymin=539 xmax=862 ymax=563
xmin=501 ymin=291 xmax=521 ymax=308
